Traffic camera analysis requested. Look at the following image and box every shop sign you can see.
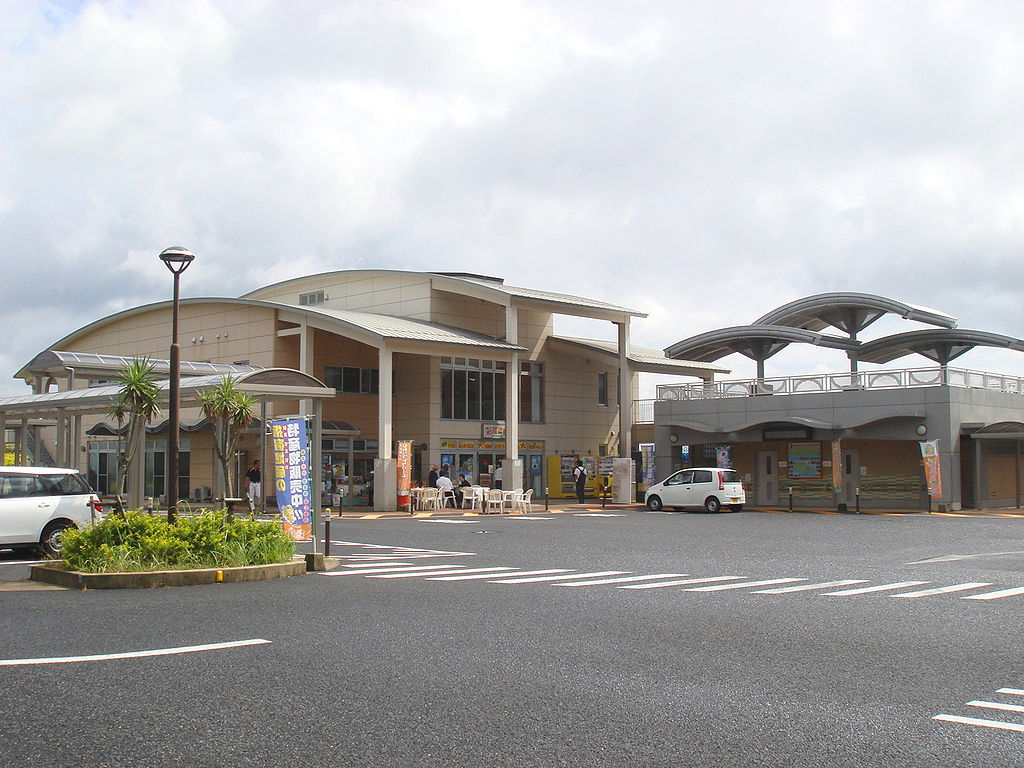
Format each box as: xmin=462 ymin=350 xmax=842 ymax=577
xmin=482 ymin=422 xmax=506 ymax=439
xmin=920 ymin=440 xmax=942 ymax=498
xmin=270 ymin=418 xmax=312 ymax=541
xmin=439 ymin=439 xmax=544 ymax=451
xmin=397 ymin=440 xmax=412 ymax=507
xmin=787 ymin=442 xmax=821 ymax=478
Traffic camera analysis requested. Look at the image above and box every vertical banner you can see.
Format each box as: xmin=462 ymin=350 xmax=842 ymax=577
xmin=920 ymin=440 xmax=942 ymax=499
xmin=397 ymin=440 xmax=412 ymax=508
xmin=270 ymin=418 xmax=312 ymax=541
xmin=831 ymin=440 xmax=843 ymax=491
xmin=639 ymin=443 xmax=656 ymax=490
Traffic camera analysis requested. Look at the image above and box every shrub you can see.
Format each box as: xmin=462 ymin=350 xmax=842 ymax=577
xmin=61 ymin=509 xmax=295 ymax=573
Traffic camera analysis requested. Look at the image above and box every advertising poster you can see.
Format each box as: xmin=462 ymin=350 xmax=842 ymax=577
xmin=270 ymin=418 xmax=312 ymax=541
xmin=716 ymin=446 xmax=732 ymax=469
xmin=920 ymin=440 xmax=942 ymax=498
xmin=831 ymin=440 xmax=843 ymax=490
xmin=397 ymin=440 xmax=412 ymax=508
xmin=640 ymin=443 xmax=656 ymax=489
xmin=788 ymin=442 xmax=822 ymax=478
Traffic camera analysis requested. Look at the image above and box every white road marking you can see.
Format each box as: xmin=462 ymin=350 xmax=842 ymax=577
xmin=823 ymin=581 xmax=929 ymax=596
xmin=753 ymin=579 xmax=867 ymax=594
xmin=962 ymin=586 xmax=1024 ymax=601
xmin=893 ymin=582 xmax=992 ymax=598
xmin=997 ymin=688 xmax=1024 ymax=696
xmin=555 ymin=574 xmax=689 ymax=587
xmin=490 ymin=571 xmax=628 ymax=584
xmin=574 ymin=513 xmax=624 ymax=517
xmin=620 ymin=576 xmax=744 ymax=590
xmin=320 ymin=565 xmax=466 ymax=576
xmin=967 ymin=700 xmax=1024 ymax=714
xmin=685 ymin=578 xmax=805 ymax=592
xmin=421 ymin=519 xmax=478 ymax=524
xmin=907 ymin=550 xmax=1024 ymax=565
xmin=0 ymin=639 xmax=270 ymax=667
xmin=511 ymin=517 xmax=552 ymax=520
xmin=341 ymin=562 xmax=413 ymax=568
xmin=428 ymin=569 xmax=568 ymax=581
xmin=369 ymin=567 xmax=502 ymax=579
xmin=933 ymin=714 xmax=1024 ymax=733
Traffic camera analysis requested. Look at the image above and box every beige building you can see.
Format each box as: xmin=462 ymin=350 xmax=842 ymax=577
xmin=4 ymin=270 xmax=720 ymax=511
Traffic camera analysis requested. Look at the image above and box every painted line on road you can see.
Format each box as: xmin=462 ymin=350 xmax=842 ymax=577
xmin=427 ymin=569 xmax=568 ymax=581
xmin=933 ymin=714 xmax=1024 ymax=733
xmin=753 ymin=579 xmax=867 ymax=594
xmin=619 ymin=576 xmax=744 ymax=590
xmin=823 ymin=581 xmax=929 ymax=596
xmin=0 ymin=639 xmax=271 ymax=667
xmin=340 ymin=562 xmax=413 ymax=568
xmin=892 ymin=583 xmax=992 ymax=598
xmin=685 ymin=578 xmax=805 ymax=592
xmin=967 ymin=700 xmax=1024 ymax=714
xmin=554 ymin=574 xmax=689 ymax=587
xmin=320 ymin=565 xmax=465 ymax=576
xmin=962 ymin=586 xmax=1024 ymax=601
xmin=369 ymin=567 xmax=506 ymax=579
xmin=997 ymin=688 xmax=1024 ymax=696
xmin=490 ymin=570 xmax=628 ymax=584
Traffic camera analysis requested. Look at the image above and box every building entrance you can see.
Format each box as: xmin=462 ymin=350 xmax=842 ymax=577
xmin=755 ymin=450 xmax=778 ymax=506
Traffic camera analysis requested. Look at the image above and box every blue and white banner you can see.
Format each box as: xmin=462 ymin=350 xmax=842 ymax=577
xmin=270 ymin=418 xmax=311 ymax=540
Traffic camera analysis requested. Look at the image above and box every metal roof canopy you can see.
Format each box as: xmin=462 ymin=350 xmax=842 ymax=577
xmin=547 ymin=336 xmax=730 ymax=377
xmin=664 ymin=326 xmax=860 ymax=379
xmin=855 ymin=329 xmax=1024 ymax=365
xmin=0 ymin=368 xmax=334 ymax=419
xmin=21 ymin=351 xmax=261 ymax=380
xmin=754 ymin=292 xmax=957 ymax=336
xmin=968 ymin=422 xmax=1024 ymax=440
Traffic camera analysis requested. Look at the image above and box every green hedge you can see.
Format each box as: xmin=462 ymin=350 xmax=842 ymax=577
xmin=60 ymin=510 xmax=296 ymax=573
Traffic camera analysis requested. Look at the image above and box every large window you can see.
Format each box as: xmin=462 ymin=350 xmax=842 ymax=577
xmin=325 ymin=366 xmax=379 ymax=394
xmin=440 ymin=358 xmax=543 ymax=423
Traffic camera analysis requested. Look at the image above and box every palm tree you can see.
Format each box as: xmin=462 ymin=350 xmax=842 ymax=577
xmin=113 ymin=358 xmax=162 ymax=500
xmin=200 ymin=376 xmax=256 ymax=499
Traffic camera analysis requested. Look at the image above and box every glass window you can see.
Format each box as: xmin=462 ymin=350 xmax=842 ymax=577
xmin=441 ymin=369 xmax=453 ymax=419
xmin=598 ymin=372 xmax=608 ymax=406
xmin=453 ymin=369 xmax=467 ymax=420
xmin=467 ymin=369 xmax=481 ymax=420
xmin=39 ymin=473 xmax=90 ymax=495
xmin=692 ymin=470 xmax=713 ymax=483
xmin=342 ymin=367 xmax=361 ymax=393
xmin=0 ymin=473 xmax=42 ymax=498
xmin=481 ymin=370 xmax=495 ymax=421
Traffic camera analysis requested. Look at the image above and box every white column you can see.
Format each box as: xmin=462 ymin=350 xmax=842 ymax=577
xmin=72 ymin=414 xmax=82 ymax=472
xmin=374 ymin=343 xmax=397 ymax=511
xmin=617 ymin=320 xmax=632 ymax=458
xmin=503 ymin=304 xmax=523 ymax=490
xmin=19 ymin=419 xmax=28 ymax=465
xmin=55 ymin=410 xmax=66 ymax=467
xmin=299 ymin=321 xmax=314 ymax=417
xmin=311 ymin=399 xmax=323 ymax=553
xmin=0 ymin=415 xmax=6 ymax=465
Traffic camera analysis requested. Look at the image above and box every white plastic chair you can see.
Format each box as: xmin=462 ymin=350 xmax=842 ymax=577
xmin=440 ymin=488 xmax=458 ymax=508
xmin=484 ymin=488 xmax=505 ymax=514
xmin=461 ymin=486 xmax=483 ymax=510
xmin=513 ymin=489 xmax=533 ymax=514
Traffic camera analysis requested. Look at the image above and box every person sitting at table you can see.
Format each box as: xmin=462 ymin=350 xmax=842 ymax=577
xmin=436 ymin=469 xmax=460 ymax=507
xmin=458 ymin=474 xmax=471 ymax=489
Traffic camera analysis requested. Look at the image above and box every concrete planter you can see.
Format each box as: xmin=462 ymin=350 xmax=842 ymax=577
xmin=30 ymin=559 xmax=307 ymax=590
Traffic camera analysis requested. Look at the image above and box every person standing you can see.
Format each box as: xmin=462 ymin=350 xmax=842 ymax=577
xmin=428 ymin=464 xmax=440 ymax=488
xmin=493 ymin=463 xmax=503 ymax=490
xmin=245 ymin=459 xmax=262 ymax=512
xmin=573 ymin=459 xmax=587 ymax=504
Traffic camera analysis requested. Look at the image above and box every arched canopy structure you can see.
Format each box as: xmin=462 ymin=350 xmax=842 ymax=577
xmin=855 ymin=329 xmax=1024 ymax=366
xmin=754 ymin=292 xmax=957 ymax=337
xmin=664 ymin=326 xmax=860 ymax=379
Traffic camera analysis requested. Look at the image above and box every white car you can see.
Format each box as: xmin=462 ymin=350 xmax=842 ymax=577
xmin=645 ymin=467 xmax=745 ymax=513
xmin=0 ymin=467 xmax=102 ymax=556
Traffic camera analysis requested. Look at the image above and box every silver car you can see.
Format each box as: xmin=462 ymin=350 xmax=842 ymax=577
xmin=0 ymin=467 xmax=102 ymax=556
xmin=645 ymin=467 xmax=745 ymax=513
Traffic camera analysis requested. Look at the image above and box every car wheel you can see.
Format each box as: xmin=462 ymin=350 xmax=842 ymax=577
xmin=646 ymin=495 xmax=663 ymax=511
xmin=729 ymin=505 xmax=743 ymax=512
xmin=40 ymin=520 xmax=74 ymax=558
xmin=704 ymin=496 xmax=722 ymax=513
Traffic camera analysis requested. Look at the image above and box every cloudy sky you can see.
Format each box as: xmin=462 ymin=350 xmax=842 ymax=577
xmin=2 ymin=0 xmax=1023 ymax=396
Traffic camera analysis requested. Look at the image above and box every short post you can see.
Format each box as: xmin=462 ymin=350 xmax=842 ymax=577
xmin=601 ymin=478 xmax=608 ymax=509
xmin=323 ymin=508 xmax=331 ymax=557
xmin=788 ymin=487 xmax=793 ymax=512
xmin=855 ymin=487 xmax=860 ymax=514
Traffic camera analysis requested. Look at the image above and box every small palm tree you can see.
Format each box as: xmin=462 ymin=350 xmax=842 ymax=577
xmin=200 ymin=376 xmax=256 ymax=499
xmin=113 ymin=358 xmax=162 ymax=498
xmin=106 ymin=393 xmax=128 ymax=495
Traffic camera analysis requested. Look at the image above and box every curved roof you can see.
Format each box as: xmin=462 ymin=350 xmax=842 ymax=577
xmin=753 ymin=292 xmax=957 ymax=335
xmin=548 ymin=336 xmax=729 ymax=376
xmin=241 ymin=269 xmax=645 ymax=318
xmin=21 ymin=351 xmax=261 ymax=379
xmin=664 ymin=326 xmax=860 ymax=362
xmin=855 ymin=329 xmax=1024 ymax=365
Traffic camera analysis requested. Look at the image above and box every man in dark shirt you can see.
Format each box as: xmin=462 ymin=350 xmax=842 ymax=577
xmin=245 ymin=460 xmax=262 ymax=512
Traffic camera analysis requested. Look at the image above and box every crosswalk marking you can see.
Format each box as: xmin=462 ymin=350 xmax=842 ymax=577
xmin=893 ymin=582 xmax=992 ymax=598
xmin=685 ymin=578 xmax=805 ymax=592
xmin=554 ymin=574 xmax=689 ymax=587
xmin=753 ymin=579 xmax=867 ymax=594
xmin=997 ymin=688 xmax=1024 ymax=696
xmin=967 ymin=700 xmax=1024 ymax=714
xmin=490 ymin=571 xmax=628 ymax=584
xmin=619 ymin=576 xmax=744 ymax=590
xmin=823 ymin=581 xmax=929 ymax=596
xmin=428 ymin=569 xmax=568 ymax=581
xmin=341 ymin=561 xmax=413 ymax=567
xmin=321 ymin=565 xmax=464 ymax=576
xmin=370 ymin=567 xmax=503 ymax=579
xmin=933 ymin=714 xmax=1024 ymax=733
xmin=962 ymin=586 xmax=1024 ymax=601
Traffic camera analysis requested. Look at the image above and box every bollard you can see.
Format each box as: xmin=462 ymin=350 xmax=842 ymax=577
xmin=324 ymin=508 xmax=332 ymax=557
xmin=855 ymin=488 xmax=860 ymax=514
xmin=601 ymin=480 xmax=608 ymax=509
xmin=788 ymin=487 xmax=793 ymax=512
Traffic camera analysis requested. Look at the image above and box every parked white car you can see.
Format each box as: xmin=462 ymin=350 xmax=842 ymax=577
xmin=645 ymin=467 xmax=745 ymax=513
xmin=0 ymin=467 xmax=102 ymax=556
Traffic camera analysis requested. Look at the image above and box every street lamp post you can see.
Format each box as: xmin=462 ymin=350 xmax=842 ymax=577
xmin=159 ymin=246 xmax=195 ymax=524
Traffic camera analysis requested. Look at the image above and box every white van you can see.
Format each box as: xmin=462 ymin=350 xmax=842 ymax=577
xmin=0 ymin=467 xmax=102 ymax=556
xmin=645 ymin=467 xmax=745 ymax=513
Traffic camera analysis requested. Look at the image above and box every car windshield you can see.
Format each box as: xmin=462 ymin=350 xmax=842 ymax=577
xmin=719 ymin=470 xmax=740 ymax=483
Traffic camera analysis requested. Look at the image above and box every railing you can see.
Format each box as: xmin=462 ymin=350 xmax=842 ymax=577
xmin=651 ymin=366 xmax=1024 ymax=402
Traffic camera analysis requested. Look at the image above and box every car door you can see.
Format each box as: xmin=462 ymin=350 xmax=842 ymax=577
xmin=0 ymin=473 xmax=49 ymax=544
xmin=41 ymin=472 xmax=94 ymax=528
xmin=687 ymin=469 xmax=714 ymax=507
xmin=660 ymin=470 xmax=693 ymax=507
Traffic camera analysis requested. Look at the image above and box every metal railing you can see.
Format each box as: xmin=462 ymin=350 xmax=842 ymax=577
xmin=643 ymin=365 xmax=1024 ymax=406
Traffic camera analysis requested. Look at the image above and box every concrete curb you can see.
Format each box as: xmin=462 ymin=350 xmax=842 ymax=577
xmin=30 ymin=559 xmax=307 ymax=590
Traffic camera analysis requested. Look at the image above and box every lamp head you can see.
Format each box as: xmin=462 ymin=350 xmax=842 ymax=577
xmin=159 ymin=246 xmax=195 ymax=275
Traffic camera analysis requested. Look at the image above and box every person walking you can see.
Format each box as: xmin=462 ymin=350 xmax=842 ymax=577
xmin=573 ymin=459 xmax=587 ymax=504
xmin=245 ymin=459 xmax=262 ymax=513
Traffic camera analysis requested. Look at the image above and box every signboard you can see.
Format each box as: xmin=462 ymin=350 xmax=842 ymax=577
xmin=270 ymin=418 xmax=312 ymax=541
xmin=788 ymin=442 xmax=821 ymax=479
xmin=397 ymin=440 xmax=412 ymax=507
xmin=831 ymin=440 xmax=843 ymax=490
xmin=598 ymin=457 xmax=615 ymax=476
xmin=639 ymin=443 xmax=656 ymax=490
xmin=716 ymin=446 xmax=732 ymax=469
xmin=920 ymin=440 xmax=942 ymax=499
xmin=481 ymin=422 xmax=506 ymax=439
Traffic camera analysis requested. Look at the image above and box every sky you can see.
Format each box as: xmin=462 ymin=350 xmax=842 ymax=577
xmin=2 ymin=0 xmax=1023 ymax=397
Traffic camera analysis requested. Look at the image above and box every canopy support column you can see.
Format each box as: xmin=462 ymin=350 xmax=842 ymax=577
xmin=617 ymin=320 xmax=632 ymax=459
xmin=503 ymin=305 xmax=522 ymax=491
xmin=375 ymin=344 xmax=397 ymax=511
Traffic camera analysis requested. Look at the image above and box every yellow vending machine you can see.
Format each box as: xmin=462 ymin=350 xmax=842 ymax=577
xmin=546 ymin=455 xmax=601 ymax=499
